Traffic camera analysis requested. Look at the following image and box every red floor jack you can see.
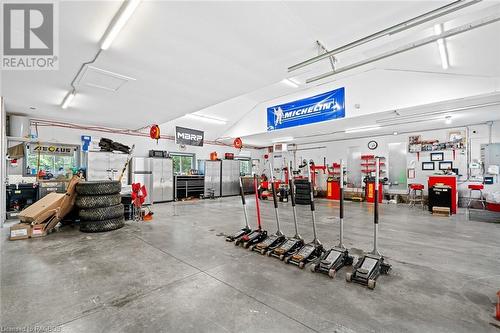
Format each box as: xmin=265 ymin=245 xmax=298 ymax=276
xmin=311 ymin=159 xmax=353 ymax=277
xmin=226 ymin=177 xmax=252 ymax=242
xmin=346 ymin=157 xmax=391 ymax=289
xmin=285 ymin=162 xmax=324 ymax=269
xmin=251 ymin=161 xmax=286 ymax=254
xmin=235 ymin=175 xmax=267 ymax=248
xmin=268 ymin=164 xmax=305 ymax=260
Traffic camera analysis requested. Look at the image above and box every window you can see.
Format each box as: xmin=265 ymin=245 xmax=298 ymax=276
xmin=24 ymin=143 xmax=79 ymax=178
xmin=171 ymin=153 xmax=194 ymax=175
xmin=239 ymin=159 xmax=252 ymax=176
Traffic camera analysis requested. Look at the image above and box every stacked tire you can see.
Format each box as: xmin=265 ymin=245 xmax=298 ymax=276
xmin=75 ymin=181 xmax=125 ymax=233
xmin=294 ymin=179 xmax=312 ymax=205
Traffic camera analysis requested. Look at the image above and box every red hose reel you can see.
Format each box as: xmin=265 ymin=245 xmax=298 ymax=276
xmin=150 ymin=124 xmax=160 ymax=143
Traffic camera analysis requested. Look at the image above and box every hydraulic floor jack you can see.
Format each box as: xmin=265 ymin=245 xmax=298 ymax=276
xmin=311 ymin=160 xmax=353 ymax=277
xmin=346 ymin=157 xmax=391 ymax=289
xmin=268 ymin=164 xmax=304 ymax=260
xmin=285 ymin=162 xmax=324 ymax=269
xmin=251 ymin=161 xmax=286 ymax=254
xmin=235 ymin=175 xmax=267 ymax=248
xmin=226 ymin=177 xmax=251 ymax=242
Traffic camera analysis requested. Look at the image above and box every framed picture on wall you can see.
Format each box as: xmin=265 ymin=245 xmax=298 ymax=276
xmin=448 ymin=131 xmax=464 ymax=143
xmin=409 ymin=135 xmax=421 ymax=144
xmin=430 ymin=152 xmax=444 ymax=161
xmin=422 ymin=162 xmax=435 ymax=171
xmin=439 ymin=161 xmax=453 ymax=171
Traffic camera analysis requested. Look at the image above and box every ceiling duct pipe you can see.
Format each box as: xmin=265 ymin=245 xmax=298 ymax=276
xmin=288 ymin=0 xmax=481 ymax=72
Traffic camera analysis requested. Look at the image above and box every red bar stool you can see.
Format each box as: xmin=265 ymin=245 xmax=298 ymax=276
xmin=467 ymin=184 xmax=485 ymax=209
xmin=408 ymin=183 xmax=425 ymax=209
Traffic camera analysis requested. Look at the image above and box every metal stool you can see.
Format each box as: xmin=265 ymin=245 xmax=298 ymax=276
xmin=408 ymin=183 xmax=425 ymax=209
xmin=467 ymin=184 xmax=485 ymax=209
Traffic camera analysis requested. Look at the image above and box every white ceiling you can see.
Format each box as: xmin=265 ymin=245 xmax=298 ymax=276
xmin=3 ymin=1 xmax=500 ymax=144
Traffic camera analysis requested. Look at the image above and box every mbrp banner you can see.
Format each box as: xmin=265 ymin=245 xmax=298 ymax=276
xmin=175 ymin=126 xmax=204 ymax=147
xmin=267 ymin=87 xmax=345 ymax=131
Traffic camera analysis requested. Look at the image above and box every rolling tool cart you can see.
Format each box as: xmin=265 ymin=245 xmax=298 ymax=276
xmin=311 ymin=160 xmax=353 ymax=277
xmin=285 ymin=162 xmax=324 ymax=269
xmin=235 ymin=175 xmax=267 ymax=248
xmin=251 ymin=161 xmax=286 ymax=254
xmin=268 ymin=164 xmax=304 ymax=260
xmin=226 ymin=177 xmax=252 ymax=241
xmin=346 ymin=157 xmax=391 ymax=289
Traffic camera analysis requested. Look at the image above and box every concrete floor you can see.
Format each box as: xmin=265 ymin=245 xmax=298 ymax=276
xmin=1 ymin=197 xmax=500 ymax=333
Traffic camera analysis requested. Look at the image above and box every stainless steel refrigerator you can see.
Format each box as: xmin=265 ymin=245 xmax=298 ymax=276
xmin=151 ymin=158 xmax=174 ymax=203
xmin=130 ymin=157 xmax=153 ymax=205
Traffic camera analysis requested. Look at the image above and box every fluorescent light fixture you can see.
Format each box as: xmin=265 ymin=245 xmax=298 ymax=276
xmin=377 ymin=101 xmax=500 ymax=125
xmin=61 ymin=91 xmax=75 ymax=109
xmin=272 ymin=137 xmax=294 ymax=143
xmin=100 ymin=0 xmax=142 ymax=50
xmin=434 ymin=24 xmax=449 ymax=70
xmin=281 ymin=78 xmax=299 ymax=88
xmin=344 ymin=125 xmax=381 ymax=133
xmin=185 ymin=113 xmax=227 ymax=125
xmin=445 ymin=115 xmax=452 ymax=124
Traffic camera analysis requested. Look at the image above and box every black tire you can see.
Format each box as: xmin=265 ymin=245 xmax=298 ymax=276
xmin=295 ymin=190 xmax=311 ymax=196
xmin=79 ymin=204 xmax=124 ymax=221
xmin=80 ymin=217 xmax=125 ymax=233
xmin=59 ymin=219 xmax=74 ymax=226
xmin=75 ymin=194 xmax=121 ymax=209
xmin=76 ymin=181 xmax=121 ymax=196
xmin=295 ymin=199 xmax=311 ymax=205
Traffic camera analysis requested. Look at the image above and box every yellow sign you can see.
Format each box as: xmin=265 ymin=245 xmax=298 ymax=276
xmin=28 ymin=143 xmax=76 ymax=156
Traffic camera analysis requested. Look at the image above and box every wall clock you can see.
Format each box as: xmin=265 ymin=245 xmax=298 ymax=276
xmin=368 ymin=140 xmax=378 ymax=150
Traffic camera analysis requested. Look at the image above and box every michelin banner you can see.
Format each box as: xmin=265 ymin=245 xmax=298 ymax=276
xmin=267 ymin=87 xmax=345 ymax=131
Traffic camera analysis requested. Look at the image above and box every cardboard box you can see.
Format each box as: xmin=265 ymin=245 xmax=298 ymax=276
xmin=9 ymin=176 xmax=81 ymax=240
xmin=10 ymin=223 xmax=31 ymax=240
xmin=31 ymin=223 xmax=48 ymax=238
xmin=18 ymin=192 xmax=65 ymax=223
xmin=432 ymin=206 xmax=451 ymax=217
xmin=58 ymin=175 xmax=80 ymax=219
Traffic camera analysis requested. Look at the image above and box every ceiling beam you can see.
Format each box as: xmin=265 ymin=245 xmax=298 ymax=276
xmin=288 ymin=0 xmax=481 ymax=72
xmin=306 ymin=12 xmax=500 ymax=83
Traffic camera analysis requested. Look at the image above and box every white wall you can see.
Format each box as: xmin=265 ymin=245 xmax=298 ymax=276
xmin=283 ymin=121 xmax=500 ymax=198
xmin=30 ymin=125 xmax=261 ymax=166
xmin=226 ymin=69 xmax=498 ymax=139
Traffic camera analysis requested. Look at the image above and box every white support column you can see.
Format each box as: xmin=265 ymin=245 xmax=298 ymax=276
xmin=1 ymin=97 xmax=7 ymax=228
